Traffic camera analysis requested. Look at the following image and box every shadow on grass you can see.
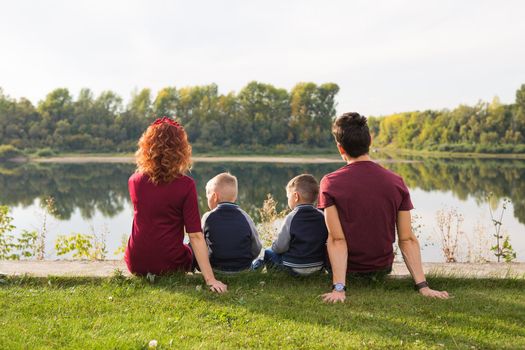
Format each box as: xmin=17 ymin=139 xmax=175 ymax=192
xmin=2 ymin=271 xmax=524 ymax=349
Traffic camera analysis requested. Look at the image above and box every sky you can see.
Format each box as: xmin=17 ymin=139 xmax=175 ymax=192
xmin=1 ymin=0 xmax=524 ymax=116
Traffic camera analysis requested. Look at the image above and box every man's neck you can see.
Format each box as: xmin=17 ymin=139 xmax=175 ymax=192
xmin=346 ymin=154 xmax=371 ymax=164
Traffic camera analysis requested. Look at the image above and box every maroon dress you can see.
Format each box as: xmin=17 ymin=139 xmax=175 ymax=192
xmin=125 ymin=173 xmax=202 ymax=275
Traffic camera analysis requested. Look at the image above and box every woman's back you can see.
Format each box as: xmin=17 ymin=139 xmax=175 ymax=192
xmin=125 ymin=173 xmax=201 ymax=275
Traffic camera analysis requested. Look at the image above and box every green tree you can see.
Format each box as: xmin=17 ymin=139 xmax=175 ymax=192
xmin=153 ymin=87 xmax=178 ymax=118
xmin=289 ymin=82 xmax=339 ymax=146
xmin=238 ymin=81 xmax=290 ymax=145
xmin=177 ymin=84 xmax=219 ymax=142
xmin=514 ymin=84 xmax=525 ymax=139
xmin=37 ymin=88 xmax=74 ymax=147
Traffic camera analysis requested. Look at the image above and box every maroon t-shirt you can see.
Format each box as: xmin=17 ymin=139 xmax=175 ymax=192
xmin=124 ymin=173 xmax=202 ymax=275
xmin=318 ymin=161 xmax=414 ymax=272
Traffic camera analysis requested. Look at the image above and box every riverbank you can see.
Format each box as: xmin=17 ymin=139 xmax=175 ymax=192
xmin=32 ymin=154 xmax=416 ymax=164
xmin=33 ymin=155 xmax=344 ymax=164
xmin=25 ymin=148 xmax=525 ymax=164
xmin=378 ymin=147 xmax=525 ymax=160
xmin=1 ymin=260 xmax=524 ymax=278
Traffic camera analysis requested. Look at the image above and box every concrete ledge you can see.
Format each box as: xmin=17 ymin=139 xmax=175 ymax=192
xmin=1 ymin=261 xmax=525 ymax=278
xmin=392 ymin=262 xmax=525 ymax=279
xmin=0 ymin=260 xmax=130 ymax=278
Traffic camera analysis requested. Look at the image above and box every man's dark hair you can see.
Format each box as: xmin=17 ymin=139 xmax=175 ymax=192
xmin=332 ymin=112 xmax=371 ymax=158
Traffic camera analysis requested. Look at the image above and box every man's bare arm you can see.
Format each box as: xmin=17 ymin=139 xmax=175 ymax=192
xmin=322 ymin=205 xmax=347 ymax=303
xmin=397 ymin=211 xmax=449 ymax=299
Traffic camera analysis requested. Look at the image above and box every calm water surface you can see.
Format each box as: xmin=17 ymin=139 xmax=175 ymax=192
xmin=1 ymin=157 xmax=524 ymax=262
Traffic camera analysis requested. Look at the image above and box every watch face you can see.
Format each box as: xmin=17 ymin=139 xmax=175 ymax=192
xmin=334 ymin=283 xmax=345 ymax=292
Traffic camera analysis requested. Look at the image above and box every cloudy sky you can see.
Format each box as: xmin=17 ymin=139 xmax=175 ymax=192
xmin=1 ymin=0 xmax=524 ymax=115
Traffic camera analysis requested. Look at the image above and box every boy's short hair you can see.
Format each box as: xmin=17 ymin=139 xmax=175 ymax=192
xmin=286 ymin=174 xmax=319 ymax=204
xmin=332 ymin=112 xmax=371 ymax=158
xmin=206 ymin=172 xmax=238 ymax=202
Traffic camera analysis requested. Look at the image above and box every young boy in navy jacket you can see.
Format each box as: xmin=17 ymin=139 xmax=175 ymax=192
xmin=202 ymin=172 xmax=262 ymax=273
xmin=254 ymin=174 xmax=328 ymax=275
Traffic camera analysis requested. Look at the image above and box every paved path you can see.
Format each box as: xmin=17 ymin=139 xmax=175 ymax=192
xmin=1 ymin=261 xmax=524 ymax=278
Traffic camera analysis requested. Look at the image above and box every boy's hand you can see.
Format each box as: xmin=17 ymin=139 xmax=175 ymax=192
xmin=207 ymin=279 xmax=228 ymax=293
xmin=418 ymin=287 xmax=449 ymax=299
xmin=321 ymin=291 xmax=346 ymax=303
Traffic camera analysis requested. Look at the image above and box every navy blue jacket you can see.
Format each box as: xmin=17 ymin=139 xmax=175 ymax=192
xmin=272 ymin=204 xmax=328 ymax=268
xmin=202 ymin=202 xmax=262 ymax=271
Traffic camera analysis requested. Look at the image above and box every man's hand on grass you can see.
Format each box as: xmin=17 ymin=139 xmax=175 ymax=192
xmin=419 ymin=287 xmax=449 ymax=299
xmin=321 ymin=291 xmax=346 ymax=303
xmin=207 ymin=279 xmax=227 ymax=293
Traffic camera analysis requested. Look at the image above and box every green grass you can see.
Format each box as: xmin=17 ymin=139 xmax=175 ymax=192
xmin=1 ymin=272 xmax=524 ymax=349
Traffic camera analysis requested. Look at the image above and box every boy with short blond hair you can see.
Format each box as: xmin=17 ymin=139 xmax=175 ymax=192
xmin=201 ymin=172 xmax=262 ymax=272
xmin=253 ymin=174 xmax=328 ymax=275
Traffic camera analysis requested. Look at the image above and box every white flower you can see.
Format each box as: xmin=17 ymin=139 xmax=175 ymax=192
xmin=148 ymin=339 xmax=158 ymax=349
xmin=146 ymin=273 xmax=156 ymax=283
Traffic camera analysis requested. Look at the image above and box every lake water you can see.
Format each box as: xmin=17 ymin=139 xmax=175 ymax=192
xmin=1 ymin=156 xmax=524 ymax=262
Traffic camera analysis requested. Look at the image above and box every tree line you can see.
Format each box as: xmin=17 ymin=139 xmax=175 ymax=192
xmin=368 ymin=84 xmax=525 ymax=153
xmin=0 ymin=82 xmax=339 ymax=153
xmin=1 ymin=82 xmax=524 ymax=154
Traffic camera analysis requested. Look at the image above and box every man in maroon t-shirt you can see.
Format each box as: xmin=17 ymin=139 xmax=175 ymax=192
xmin=318 ymin=112 xmax=449 ymax=303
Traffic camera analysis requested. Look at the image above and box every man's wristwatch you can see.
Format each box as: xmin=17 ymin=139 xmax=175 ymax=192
xmin=332 ymin=283 xmax=346 ymax=292
xmin=414 ymin=281 xmax=429 ymax=291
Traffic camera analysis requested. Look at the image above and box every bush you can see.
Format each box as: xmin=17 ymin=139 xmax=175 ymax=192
xmin=474 ymin=144 xmax=489 ymax=153
xmin=55 ymin=233 xmax=107 ymax=260
xmin=0 ymin=205 xmax=17 ymax=260
xmin=513 ymin=144 xmax=525 ymax=153
xmin=436 ymin=143 xmax=475 ymax=153
xmin=474 ymin=144 xmax=516 ymax=154
xmin=0 ymin=145 xmax=24 ymax=160
xmin=35 ymin=148 xmax=56 ymax=157
xmin=498 ymin=144 xmax=515 ymax=154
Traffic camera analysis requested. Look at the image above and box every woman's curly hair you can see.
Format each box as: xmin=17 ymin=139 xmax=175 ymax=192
xmin=135 ymin=119 xmax=192 ymax=185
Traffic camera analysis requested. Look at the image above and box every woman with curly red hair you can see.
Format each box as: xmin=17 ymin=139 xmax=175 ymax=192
xmin=125 ymin=117 xmax=227 ymax=293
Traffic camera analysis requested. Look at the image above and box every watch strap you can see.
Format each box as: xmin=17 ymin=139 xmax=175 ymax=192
xmin=414 ymin=281 xmax=429 ymax=291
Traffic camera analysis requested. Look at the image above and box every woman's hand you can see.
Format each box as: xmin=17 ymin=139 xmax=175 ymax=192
xmin=188 ymin=231 xmax=227 ymax=294
xmin=207 ymin=279 xmax=228 ymax=293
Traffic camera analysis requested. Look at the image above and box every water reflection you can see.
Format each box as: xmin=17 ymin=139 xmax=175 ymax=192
xmin=385 ymin=158 xmax=525 ymax=224
xmin=0 ymin=158 xmax=524 ymax=224
xmin=0 ymin=163 xmax=131 ymax=220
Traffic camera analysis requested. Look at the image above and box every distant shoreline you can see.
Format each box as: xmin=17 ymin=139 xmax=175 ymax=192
xmin=18 ymin=147 xmax=525 ymax=164
xmin=32 ymin=155 xmax=344 ymax=164
xmin=30 ymin=155 xmax=428 ymax=164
